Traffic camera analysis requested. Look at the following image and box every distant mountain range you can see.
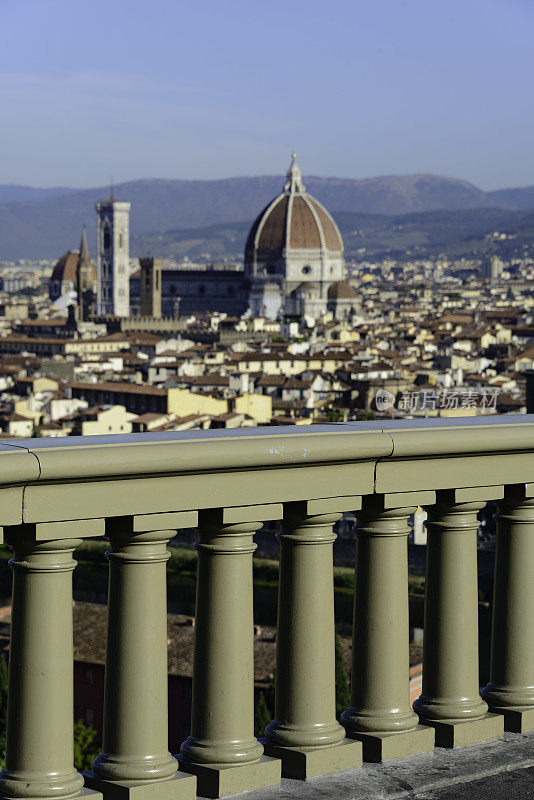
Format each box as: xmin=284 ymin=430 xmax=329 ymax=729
xmin=1 ymin=174 xmax=534 ymax=260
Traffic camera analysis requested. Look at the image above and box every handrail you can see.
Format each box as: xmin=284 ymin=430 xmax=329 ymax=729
xmin=0 ymin=416 xmax=532 ymax=799
xmin=0 ymin=414 xmax=531 ymax=528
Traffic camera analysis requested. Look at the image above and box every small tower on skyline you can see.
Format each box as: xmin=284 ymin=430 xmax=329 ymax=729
xmin=139 ymin=256 xmax=162 ymax=318
xmin=76 ymin=227 xmax=95 ymax=321
xmin=95 ymin=194 xmax=131 ymax=317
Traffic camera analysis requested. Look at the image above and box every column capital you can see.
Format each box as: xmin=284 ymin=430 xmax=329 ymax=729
xmin=6 ymin=535 xmax=82 ymax=575
xmin=279 ymin=506 xmax=341 ymax=546
xmin=104 ymin=520 xmax=176 ymax=566
xmin=425 ymin=493 xmax=486 ymax=536
xmin=355 ymin=496 xmax=417 ymax=539
xmin=498 ymin=484 xmax=534 ymax=515
xmin=195 ymin=508 xmax=265 ymax=556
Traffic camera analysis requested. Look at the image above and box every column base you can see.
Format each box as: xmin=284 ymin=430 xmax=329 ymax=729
xmin=0 ymin=786 xmax=101 ymax=800
xmin=177 ymin=755 xmax=280 ymax=798
xmin=489 ymin=707 xmax=534 ymax=733
xmin=346 ymin=725 xmax=434 ymax=763
xmin=261 ymin=737 xmax=362 ymax=779
xmin=84 ymin=771 xmax=196 ymax=800
xmin=419 ymin=712 xmax=504 ymax=748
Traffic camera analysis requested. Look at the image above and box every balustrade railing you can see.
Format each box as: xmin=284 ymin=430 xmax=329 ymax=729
xmin=0 ymin=416 xmax=532 ymax=798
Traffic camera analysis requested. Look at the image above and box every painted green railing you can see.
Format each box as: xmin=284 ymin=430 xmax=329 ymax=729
xmin=0 ymin=416 xmax=533 ymax=799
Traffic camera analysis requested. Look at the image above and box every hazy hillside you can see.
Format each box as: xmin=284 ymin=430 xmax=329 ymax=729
xmin=487 ymin=186 xmax=534 ymax=211
xmin=0 ymin=185 xmax=73 ymax=203
xmin=1 ymin=174 xmax=534 ymax=259
xmin=136 ymin=208 xmax=534 ymax=262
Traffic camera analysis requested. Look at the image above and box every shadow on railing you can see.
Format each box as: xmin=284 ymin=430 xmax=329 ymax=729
xmin=0 ymin=415 xmax=532 ymax=799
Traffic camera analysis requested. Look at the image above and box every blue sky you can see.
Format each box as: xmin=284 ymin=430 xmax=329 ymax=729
xmin=1 ymin=0 xmax=533 ymax=189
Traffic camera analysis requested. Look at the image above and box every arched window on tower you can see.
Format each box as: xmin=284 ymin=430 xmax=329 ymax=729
xmin=103 ymin=228 xmax=111 ymax=250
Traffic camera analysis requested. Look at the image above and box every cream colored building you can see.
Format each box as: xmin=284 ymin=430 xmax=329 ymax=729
xmin=167 ymin=389 xmax=228 ymax=418
xmin=81 ymin=406 xmax=137 ymax=436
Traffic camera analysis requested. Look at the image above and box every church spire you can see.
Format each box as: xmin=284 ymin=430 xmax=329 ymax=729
xmin=283 ymin=152 xmax=305 ymax=194
xmin=79 ymin=227 xmax=90 ymax=266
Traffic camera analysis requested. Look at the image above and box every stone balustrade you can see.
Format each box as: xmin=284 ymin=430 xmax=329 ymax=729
xmin=0 ymin=416 xmax=532 ymax=799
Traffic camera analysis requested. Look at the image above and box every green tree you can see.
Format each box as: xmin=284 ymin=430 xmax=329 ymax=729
xmin=73 ymin=719 xmax=99 ymax=772
xmin=335 ymin=634 xmax=350 ymax=720
xmin=253 ymin=691 xmax=271 ymax=738
xmin=356 ymin=411 xmax=376 ymax=421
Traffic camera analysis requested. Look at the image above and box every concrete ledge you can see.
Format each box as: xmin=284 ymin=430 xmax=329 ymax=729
xmin=84 ymin=771 xmax=196 ymax=800
xmin=420 ymin=712 xmax=504 ymax=748
xmin=236 ymin=731 xmax=534 ymax=800
xmin=178 ymin=754 xmax=280 ymax=798
xmin=261 ymin=737 xmax=362 ymax=778
xmin=348 ymin=724 xmax=434 ymax=762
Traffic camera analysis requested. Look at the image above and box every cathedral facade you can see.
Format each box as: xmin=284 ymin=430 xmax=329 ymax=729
xmin=131 ymin=156 xmax=357 ymax=321
xmin=49 ymin=157 xmax=357 ymax=322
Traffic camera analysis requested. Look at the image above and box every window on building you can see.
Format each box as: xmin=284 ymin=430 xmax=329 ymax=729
xmin=119 ymin=234 xmax=123 ymax=248
xmin=198 ymin=285 xmax=206 ymax=295
xmin=84 ymin=708 xmax=94 ymax=727
xmin=302 ymin=265 xmax=311 ymax=274
xmin=169 ymin=285 xmax=176 ymax=296
xmin=103 ymin=228 xmax=111 ymax=250
xmin=84 ymin=666 xmax=94 ymax=685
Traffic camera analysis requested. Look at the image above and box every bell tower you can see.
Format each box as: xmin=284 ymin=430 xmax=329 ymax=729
xmin=96 ymin=193 xmax=131 ymax=317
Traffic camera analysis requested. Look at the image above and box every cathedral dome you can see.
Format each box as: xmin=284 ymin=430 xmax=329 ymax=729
xmin=245 ymin=156 xmax=343 ymax=262
xmin=327 ymin=280 xmax=357 ymax=300
xmin=51 ymin=252 xmax=82 ymax=284
xmin=49 ymin=231 xmax=97 ymax=305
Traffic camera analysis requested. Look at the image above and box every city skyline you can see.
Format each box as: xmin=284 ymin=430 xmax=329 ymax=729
xmin=1 ymin=0 xmax=533 ymax=190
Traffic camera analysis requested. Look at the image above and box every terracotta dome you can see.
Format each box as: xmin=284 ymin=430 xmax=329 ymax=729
xmin=51 ymin=252 xmax=82 ymax=283
xmin=245 ymin=156 xmax=343 ymax=259
xmin=327 ymin=281 xmax=358 ymax=300
xmin=51 ymin=250 xmax=96 ymax=284
xmin=293 ymin=282 xmax=318 ymax=292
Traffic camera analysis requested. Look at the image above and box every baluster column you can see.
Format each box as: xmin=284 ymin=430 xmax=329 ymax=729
xmin=414 ymin=490 xmax=504 ymax=747
xmin=179 ymin=507 xmax=281 ymax=798
xmin=482 ymin=485 xmax=534 ymax=732
xmin=85 ymin=516 xmax=196 ymax=800
xmin=342 ymin=495 xmax=435 ymax=761
xmin=0 ymin=527 xmax=100 ymax=800
xmin=263 ymin=500 xmax=362 ymax=778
